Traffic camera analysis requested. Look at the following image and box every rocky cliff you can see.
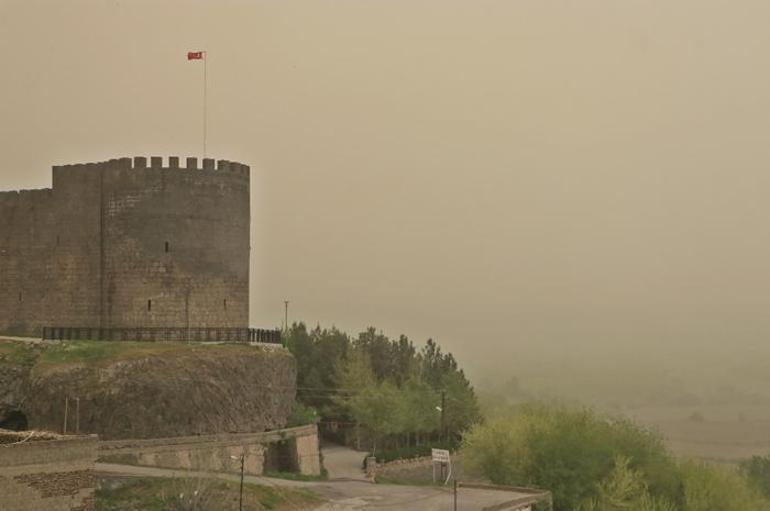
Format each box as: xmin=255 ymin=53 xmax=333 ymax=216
xmin=0 ymin=340 xmax=295 ymax=440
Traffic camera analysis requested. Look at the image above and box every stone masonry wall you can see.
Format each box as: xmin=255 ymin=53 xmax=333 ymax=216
xmin=98 ymin=425 xmax=322 ymax=477
xmin=293 ymin=430 xmax=322 ymax=476
xmin=0 ymin=433 xmax=98 ymax=511
xmin=0 ymin=156 xmax=250 ymax=336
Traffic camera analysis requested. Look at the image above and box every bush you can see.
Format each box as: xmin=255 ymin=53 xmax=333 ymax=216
xmin=368 ymin=439 xmax=458 ymax=464
xmin=286 ymin=402 xmax=320 ymax=427
xmin=463 ymin=402 xmax=770 ymax=511
xmin=739 ymin=455 xmax=770 ymax=498
xmin=463 ymin=403 xmax=681 ymax=510
xmin=680 ymin=460 xmax=768 ymax=511
xmin=578 ymin=456 xmax=678 ymax=511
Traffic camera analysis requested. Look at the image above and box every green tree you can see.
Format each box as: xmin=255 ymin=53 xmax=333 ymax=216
xmin=441 ymin=370 xmax=482 ymax=438
xmin=347 ymin=381 xmax=403 ymax=453
xmin=354 ymin=327 xmax=395 ymax=381
xmin=286 ymin=321 xmax=480 ymax=453
xmin=337 ymin=346 xmax=376 ymax=389
xmin=401 ymin=377 xmax=439 ymax=445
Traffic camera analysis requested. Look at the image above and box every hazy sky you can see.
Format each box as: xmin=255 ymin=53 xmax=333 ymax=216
xmin=3 ymin=0 xmax=770 ymax=378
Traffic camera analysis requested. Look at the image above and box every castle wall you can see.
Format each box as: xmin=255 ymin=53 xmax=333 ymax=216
xmin=0 ymin=156 xmax=250 ymax=336
xmin=0 ymin=176 xmax=102 ymax=336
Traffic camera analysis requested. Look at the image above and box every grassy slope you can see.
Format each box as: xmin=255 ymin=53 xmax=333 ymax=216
xmin=0 ymin=340 xmax=37 ymax=364
xmin=0 ymin=338 xmax=287 ymax=374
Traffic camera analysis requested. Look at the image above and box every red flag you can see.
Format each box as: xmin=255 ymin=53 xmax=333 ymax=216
xmin=187 ymin=51 xmax=204 ymax=60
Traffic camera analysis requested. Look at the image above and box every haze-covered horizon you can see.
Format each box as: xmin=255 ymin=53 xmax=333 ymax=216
xmin=3 ymin=0 xmax=770 ymax=384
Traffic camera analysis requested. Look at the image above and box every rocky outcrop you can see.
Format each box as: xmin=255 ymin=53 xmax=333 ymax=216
xmin=0 ymin=341 xmax=295 ymax=440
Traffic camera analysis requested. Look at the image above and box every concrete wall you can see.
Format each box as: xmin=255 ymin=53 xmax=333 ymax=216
xmin=98 ymin=424 xmax=322 ymax=477
xmin=0 ymin=156 xmax=250 ymax=336
xmin=0 ymin=433 xmax=98 ymax=511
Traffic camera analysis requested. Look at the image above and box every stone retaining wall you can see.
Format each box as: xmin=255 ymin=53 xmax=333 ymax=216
xmin=0 ymin=431 xmax=98 ymax=511
xmin=98 ymin=424 xmax=321 ymax=477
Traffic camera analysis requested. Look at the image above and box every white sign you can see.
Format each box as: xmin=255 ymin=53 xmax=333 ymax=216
xmin=431 ymin=448 xmax=452 ymax=485
xmin=432 ymin=448 xmax=450 ymax=464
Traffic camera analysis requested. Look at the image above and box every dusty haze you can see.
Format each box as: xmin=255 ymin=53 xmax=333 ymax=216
xmin=2 ymin=1 xmax=769 ymax=395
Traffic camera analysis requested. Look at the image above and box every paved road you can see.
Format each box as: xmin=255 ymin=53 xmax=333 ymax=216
xmin=96 ymin=462 xmax=536 ymax=510
xmin=321 ymin=444 xmax=368 ymax=481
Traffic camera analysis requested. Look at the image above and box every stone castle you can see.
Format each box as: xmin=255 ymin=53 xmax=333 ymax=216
xmin=0 ymin=156 xmax=250 ymax=337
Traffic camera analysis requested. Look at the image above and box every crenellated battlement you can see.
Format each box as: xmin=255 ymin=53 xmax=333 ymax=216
xmin=52 ymin=156 xmax=250 ymax=178
xmin=2 ymin=153 xmax=251 ymax=339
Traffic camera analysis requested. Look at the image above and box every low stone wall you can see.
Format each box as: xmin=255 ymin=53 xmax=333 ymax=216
xmin=373 ymin=454 xmax=482 ymax=484
xmin=374 ymin=455 xmax=434 ymax=481
xmin=98 ymin=424 xmax=321 ymax=477
xmin=0 ymin=430 xmax=98 ymax=511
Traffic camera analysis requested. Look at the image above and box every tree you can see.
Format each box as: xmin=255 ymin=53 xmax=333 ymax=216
xmin=401 ymin=377 xmax=439 ymax=445
xmin=441 ymin=370 xmax=482 ymax=438
xmin=347 ymin=381 xmax=403 ymax=453
xmin=285 ymin=321 xmax=480 ymax=452
xmin=336 ymin=346 xmax=376 ymax=391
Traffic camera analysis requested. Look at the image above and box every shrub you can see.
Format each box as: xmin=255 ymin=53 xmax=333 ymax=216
xmin=739 ymin=455 xmax=770 ymax=499
xmin=578 ymin=456 xmax=678 ymax=511
xmin=463 ymin=402 xmax=770 ymax=511
xmin=368 ymin=439 xmax=458 ymax=464
xmin=286 ymin=402 xmax=320 ymax=427
xmin=463 ymin=403 xmax=682 ymax=510
xmin=680 ymin=460 xmax=769 ymax=511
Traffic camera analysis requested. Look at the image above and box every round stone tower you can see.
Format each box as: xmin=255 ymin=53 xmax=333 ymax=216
xmin=97 ymin=156 xmax=250 ymax=330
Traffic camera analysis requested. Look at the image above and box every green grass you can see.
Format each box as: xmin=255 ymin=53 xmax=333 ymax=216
xmin=0 ymin=337 xmax=289 ymax=378
xmin=33 ymin=340 xmax=273 ymax=372
xmin=373 ymin=474 xmax=439 ymax=486
xmin=96 ymin=477 xmax=322 ymax=511
xmin=263 ymin=470 xmax=327 ymax=482
xmin=0 ymin=340 xmax=38 ymax=367
xmin=38 ymin=341 xmax=186 ymax=365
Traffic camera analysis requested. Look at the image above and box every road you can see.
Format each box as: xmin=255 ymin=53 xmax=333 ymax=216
xmin=321 ymin=443 xmax=369 ymax=481
xmin=96 ymin=461 xmax=539 ymax=510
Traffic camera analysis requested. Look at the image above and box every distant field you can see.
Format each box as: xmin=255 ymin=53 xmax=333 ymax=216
xmin=479 ymin=354 xmax=770 ymax=466
xmin=628 ymin=405 xmax=770 ymax=463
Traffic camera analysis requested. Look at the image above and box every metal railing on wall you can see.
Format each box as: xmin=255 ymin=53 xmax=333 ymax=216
xmin=41 ymin=326 xmax=282 ymax=344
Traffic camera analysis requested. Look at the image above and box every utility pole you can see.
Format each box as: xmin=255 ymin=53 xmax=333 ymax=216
xmin=231 ymin=453 xmax=245 ymax=511
xmin=284 ymin=300 xmax=290 ymax=330
xmin=441 ymin=390 xmax=446 ymax=443
xmin=239 ymin=453 xmax=244 ymax=511
xmin=63 ymin=397 xmax=69 ymax=434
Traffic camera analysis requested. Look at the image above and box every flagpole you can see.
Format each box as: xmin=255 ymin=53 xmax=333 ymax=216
xmin=203 ymin=51 xmax=207 ymax=158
